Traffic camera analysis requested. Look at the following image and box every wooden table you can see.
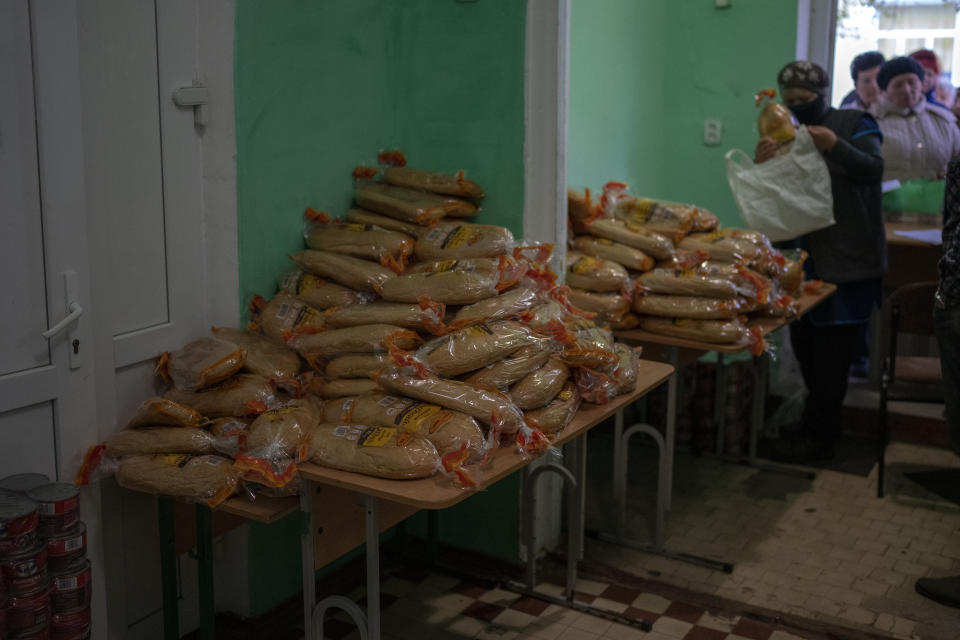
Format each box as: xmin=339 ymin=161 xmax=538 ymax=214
xmin=885 ymin=222 xmax=941 ymax=291
xmin=297 ymin=360 xmax=675 ymax=640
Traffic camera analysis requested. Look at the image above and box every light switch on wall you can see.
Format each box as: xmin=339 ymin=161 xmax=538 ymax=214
xmin=704 ymin=119 xmax=722 ymax=146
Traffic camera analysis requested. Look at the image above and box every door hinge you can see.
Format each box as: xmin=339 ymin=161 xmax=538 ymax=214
xmin=172 ymin=83 xmax=209 ymax=129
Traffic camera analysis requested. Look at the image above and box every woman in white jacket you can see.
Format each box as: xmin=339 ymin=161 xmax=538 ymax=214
xmin=870 ymin=56 xmax=960 ymax=182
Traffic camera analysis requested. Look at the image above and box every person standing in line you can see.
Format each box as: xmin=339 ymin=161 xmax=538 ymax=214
xmin=913 ymin=156 xmax=960 ymax=610
xmin=840 ymin=51 xmax=885 ymax=111
xmin=755 ymin=61 xmax=887 ymax=463
xmin=909 ymin=49 xmax=949 ymax=110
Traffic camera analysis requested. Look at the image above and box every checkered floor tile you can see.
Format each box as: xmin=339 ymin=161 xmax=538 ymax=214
xmin=319 ymin=568 xmax=808 ymax=640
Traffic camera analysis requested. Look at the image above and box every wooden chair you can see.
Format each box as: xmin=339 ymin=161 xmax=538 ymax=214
xmin=877 ymin=281 xmax=944 ymax=497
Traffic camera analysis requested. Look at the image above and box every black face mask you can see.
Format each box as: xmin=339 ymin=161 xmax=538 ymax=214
xmin=788 ymin=95 xmax=828 ymax=125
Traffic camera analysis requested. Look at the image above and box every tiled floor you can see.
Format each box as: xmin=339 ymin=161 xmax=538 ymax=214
xmin=582 ymin=429 xmax=960 ymax=640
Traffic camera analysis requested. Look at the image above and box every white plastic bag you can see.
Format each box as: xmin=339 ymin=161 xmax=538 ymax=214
xmin=725 ymin=126 xmax=835 ymax=242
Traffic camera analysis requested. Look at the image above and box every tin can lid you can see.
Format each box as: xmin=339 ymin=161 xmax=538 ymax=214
xmin=26 ymin=483 xmax=79 ymax=504
xmin=0 ymin=474 xmax=51 ymax=494
xmin=46 ymin=521 xmax=86 ymax=543
xmin=0 ymin=494 xmax=38 ymax=524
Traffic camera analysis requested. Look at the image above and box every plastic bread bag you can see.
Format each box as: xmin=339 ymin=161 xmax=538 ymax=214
xmin=583 ymin=217 xmax=675 ymax=261
xmin=412 ymin=320 xmax=548 ymax=377
xmin=125 ymin=397 xmax=208 ymax=429
xmin=384 ymin=166 xmax=485 ymax=199
xmin=278 ymin=269 xmax=373 ymax=310
xmin=211 ymin=326 xmax=302 ymax=381
xmin=164 ymin=373 xmax=276 ymax=418
xmin=565 ymin=289 xmax=630 ymax=325
xmin=240 ymin=398 xmax=321 ymax=462
xmin=290 ymin=250 xmax=395 ymax=294
xmin=547 ymin=318 xmax=618 ymax=369
xmin=600 ymin=182 xmax=696 ymax=243
xmin=636 ymin=269 xmax=745 ymax=299
xmin=678 ymin=231 xmax=767 ymax=265
xmin=249 ymin=293 xmax=326 ymax=343
xmin=571 ymin=236 xmax=654 ymax=272
xmin=321 ymin=393 xmax=488 ymax=462
xmin=691 ymin=207 xmax=720 ymax=232
xmin=380 ymin=257 xmax=522 ymax=305
xmin=324 ymin=299 xmax=445 ymax=335
xmin=115 ymin=454 xmax=241 ymax=508
xmin=755 ymin=88 xmax=796 ymax=149
xmin=573 ymin=366 xmax=619 ymax=404
xmin=325 ymin=353 xmax=389 ymax=379
xmin=208 ymin=417 xmax=251 ymax=438
xmin=374 ymin=367 xmax=525 ymax=437
xmin=286 ymin=324 xmax=421 ymax=366
xmin=696 ymin=262 xmax=773 ymax=304
xmin=611 ymin=343 xmax=641 ymax=395
xmin=639 ymin=316 xmax=766 ymax=355
xmin=565 ymin=252 xmax=630 ymax=293
xmin=632 ymin=293 xmax=744 ymax=319
xmin=354 ymin=182 xmax=474 ymax=225
xmin=451 ymin=287 xmax=540 ymax=330
xmin=308 ymin=423 xmax=443 ymax=480
xmin=305 ymin=376 xmax=382 ymax=398
xmin=415 ymin=222 xmax=514 ymax=261
xmin=106 ymin=425 xmax=242 ymax=458
xmin=462 ymin=344 xmax=551 ymax=391
xmin=509 ymin=357 xmax=569 ymax=410
xmin=523 ymin=382 xmax=581 ymax=439
xmin=779 ymin=248 xmax=808 ymax=296
xmin=610 ymin=312 xmax=641 ymax=330
xmin=303 ymin=208 xmax=414 ymax=273
xmin=345 ymin=208 xmax=426 ymax=238
xmin=156 ymin=337 xmax=246 ymax=391
xmin=567 ymin=188 xmax=600 ymax=226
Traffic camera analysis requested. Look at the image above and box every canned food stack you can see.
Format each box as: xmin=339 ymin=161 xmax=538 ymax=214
xmin=0 ymin=475 xmax=90 ymax=640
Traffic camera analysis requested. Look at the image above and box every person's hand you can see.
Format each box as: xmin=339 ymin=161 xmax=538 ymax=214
xmin=754 ymin=137 xmax=777 ymax=164
xmin=806 ymin=125 xmax=837 ymax=152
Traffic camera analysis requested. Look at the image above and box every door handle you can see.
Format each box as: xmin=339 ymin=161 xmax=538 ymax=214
xmin=42 ymin=301 xmax=83 ymax=339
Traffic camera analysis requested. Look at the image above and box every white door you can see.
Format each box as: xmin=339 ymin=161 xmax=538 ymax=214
xmin=0 ymin=0 xmax=106 ymax=631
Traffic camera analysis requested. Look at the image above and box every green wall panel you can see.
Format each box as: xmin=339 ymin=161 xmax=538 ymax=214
xmin=570 ymin=0 xmax=798 ymax=227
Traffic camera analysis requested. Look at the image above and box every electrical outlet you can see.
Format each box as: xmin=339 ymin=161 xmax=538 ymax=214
xmin=704 ymin=119 xmax=722 ymax=146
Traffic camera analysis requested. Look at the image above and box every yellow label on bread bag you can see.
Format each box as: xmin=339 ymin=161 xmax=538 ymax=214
xmin=433 ymin=260 xmax=457 ymax=273
xmin=442 ymin=225 xmax=474 ymax=249
xmin=596 ymin=238 xmax=612 ymax=245
xmin=463 ymin=324 xmax=494 ymax=338
xmin=158 ymin=454 xmax=191 ymax=468
xmin=571 ymin=257 xmax=597 ymax=274
xmin=395 ymin=403 xmax=442 ymax=432
xmin=346 ymin=223 xmax=368 ymax=232
xmin=558 ymin=390 xmax=573 ymax=401
xmin=297 ymin=273 xmax=321 ymax=294
xmin=360 ymin=427 xmax=396 ymax=447
xmin=625 ymin=199 xmax=655 ymax=223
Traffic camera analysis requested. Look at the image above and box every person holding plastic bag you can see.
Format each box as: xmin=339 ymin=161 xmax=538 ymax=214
xmin=755 ymin=61 xmax=887 ymax=464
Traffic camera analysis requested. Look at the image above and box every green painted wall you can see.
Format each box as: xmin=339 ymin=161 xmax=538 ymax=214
xmin=234 ymin=0 xmax=527 ymax=614
xmin=569 ymin=0 xmax=799 ymax=228
xmin=235 ymin=0 xmax=526 ymax=317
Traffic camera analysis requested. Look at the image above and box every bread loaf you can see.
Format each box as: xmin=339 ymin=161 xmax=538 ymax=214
xmin=345 ymin=208 xmax=425 ymax=237
xmin=308 ymin=424 xmax=440 ymax=480
xmin=287 ymin=324 xmax=421 ymax=362
xmin=305 ymin=219 xmax=414 ymax=265
xmin=637 ymin=269 xmax=742 ymax=299
xmin=211 ymin=327 xmax=301 ymax=380
xmin=523 ymin=382 xmax=581 ymax=438
xmin=325 ymin=354 xmax=389 ymax=379
xmin=584 ymin=218 xmax=675 ymax=260
xmin=125 ymin=397 xmax=207 ymax=429
xmin=607 ymin=196 xmax=696 ymax=243
xmin=416 ymin=321 xmax=544 ymax=377
xmin=566 ymin=289 xmax=630 ymax=323
xmin=278 ymin=269 xmax=372 ymax=309
xmin=160 ymin=337 xmax=246 ymax=390
xmin=632 ymin=294 xmax=743 ymax=319
xmin=639 ymin=317 xmax=749 ymax=344
xmin=415 ymin=222 xmax=513 ymax=261
xmin=324 ymin=301 xmax=444 ymax=334
xmin=509 ymin=358 xmax=569 ymax=410
xmin=105 ymin=428 xmax=214 ymax=457
xmin=571 ymin=236 xmax=654 ymax=272
xmin=116 ymin=455 xmax=239 ymax=507
xmin=244 ymin=399 xmax=321 ymax=459
xmin=380 ymin=262 xmax=501 ymax=305
xmin=565 ymin=252 xmax=629 ymax=292
xmin=307 ymin=377 xmax=382 ymax=398
xmin=290 ymin=250 xmax=395 ymax=293
xmin=452 ymin=287 xmax=539 ymax=328
xmin=164 ymin=374 xmax=275 ymax=418
xmin=463 ymin=345 xmax=550 ymax=391
xmin=354 ymin=183 xmax=474 ymax=225
xmin=252 ymin=293 xmax=326 ymax=342
xmin=384 ymin=166 xmax=485 ymax=199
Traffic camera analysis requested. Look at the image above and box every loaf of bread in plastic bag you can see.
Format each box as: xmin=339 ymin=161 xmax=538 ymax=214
xmin=160 ymin=337 xmax=246 ymax=390
xmin=384 ymin=166 xmax=485 ymax=199
xmin=325 ymin=354 xmax=389 ymax=380
xmin=380 ymin=260 xmax=503 ymax=305
xmin=509 ymin=357 xmax=569 ymax=410
xmin=415 ymin=222 xmax=513 ymax=261
xmin=287 ymin=325 xmax=421 ymax=362
xmin=322 ymin=393 xmax=486 ymax=460
xmin=252 ymin=293 xmax=326 ymax=342
xmin=632 ymin=294 xmax=743 ymax=319
xmin=463 ymin=345 xmax=550 ymax=391
xmin=523 ymin=382 xmax=581 ymax=438
xmin=636 ymin=269 xmax=742 ymax=299
xmin=584 ymin=218 xmax=674 ymax=260
xmin=415 ymin=320 xmax=546 ymax=377
xmin=566 ymin=288 xmax=630 ymax=322
xmin=106 ymin=428 xmax=214 ymax=457
xmin=571 ymin=236 xmax=654 ymax=272
xmin=278 ymin=270 xmax=373 ymax=310
xmin=639 ymin=317 xmax=748 ymax=344
xmin=116 ymin=455 xmax=239 ymax=507
xmin=164 ymin=374 xmax=275 ymax=418
xmin=126 ymin=397 xmax=208 ymax=429
xmin=306 ymin=377 xmax=382 ymax=398
xmin=354 ymin=183 xmax=474 ymax=225
xmin=211 ymin=327 xmax=301 ymax=380
xmin=244 ymin=399 xmax=321 ymax=459
xmin=345 ymin=208 xmax=425 ymax=237
xmin=290 ymin=250 xmax=395 ymax=293
xmin=308 ymin=423 xmax=440 ymax=480
xmin=565 ymin=252 xmax=629 ymax=293
xmin=324 ymin=301 xmax=444 ymax=334
xmin=305 ymin=218 xmax=414 ymax=265
xmin=452 ymin=287 xmax=539 ymax=328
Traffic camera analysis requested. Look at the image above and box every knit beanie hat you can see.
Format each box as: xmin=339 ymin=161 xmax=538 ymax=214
xmin=850 ymin=51 xmax=885 ymax=81
xmin=777 ymin=61 xmax=830 ymax=97
xmin=877 ymin=56 xmax=925 ymax=90
xmin=910 ymin=49 xmax=941 ymax=77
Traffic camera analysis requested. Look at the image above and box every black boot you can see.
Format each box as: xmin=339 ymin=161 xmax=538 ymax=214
xmin=916 ymin=576 xmax=960 ymax=609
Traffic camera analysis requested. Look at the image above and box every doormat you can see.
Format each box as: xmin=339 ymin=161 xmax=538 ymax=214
xmin=905 ymin=468 xmax=960 ymax=505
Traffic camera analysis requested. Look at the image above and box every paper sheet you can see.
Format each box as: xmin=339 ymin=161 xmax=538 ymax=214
xmin=893 ymin=228 xmax=942 ymax=245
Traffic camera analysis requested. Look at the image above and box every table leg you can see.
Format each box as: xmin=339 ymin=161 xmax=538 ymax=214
xmin=714 ymin=352 xmax=727 ymax=456
xmin=364 ymin=495 xmax=381 ymax=640
xmin=664 ymin=347 xmax=678 ymax=511
xmin=196 ymin=504 xmax=215 ymax=640
xmin=748 ymin=352 xmax=768 ymax=463
xmin=612 ymin=410 xmax=625 ymax=526
xmin=158 ymin=496 xmax=179 ymax=640
xmin=301 ymin=480 xmax=316 ymax=640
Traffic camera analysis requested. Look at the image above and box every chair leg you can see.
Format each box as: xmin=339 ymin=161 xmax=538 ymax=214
xmin=877 ymin=377 xmax=889 ymax=499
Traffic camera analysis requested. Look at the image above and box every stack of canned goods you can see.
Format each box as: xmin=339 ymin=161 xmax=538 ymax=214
xmin=0 ymin=475 xmax=90 ymax=640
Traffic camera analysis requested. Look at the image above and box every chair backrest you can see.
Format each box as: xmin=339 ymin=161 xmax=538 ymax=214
xmin=885 ymin=281 xmax=938 ymax=338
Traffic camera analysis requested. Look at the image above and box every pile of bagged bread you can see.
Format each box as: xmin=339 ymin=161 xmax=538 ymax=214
xmin=567 ymin=182 xmax=810 ymax=352
xmin=78 ymin=154 xmax=645 ymax=505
